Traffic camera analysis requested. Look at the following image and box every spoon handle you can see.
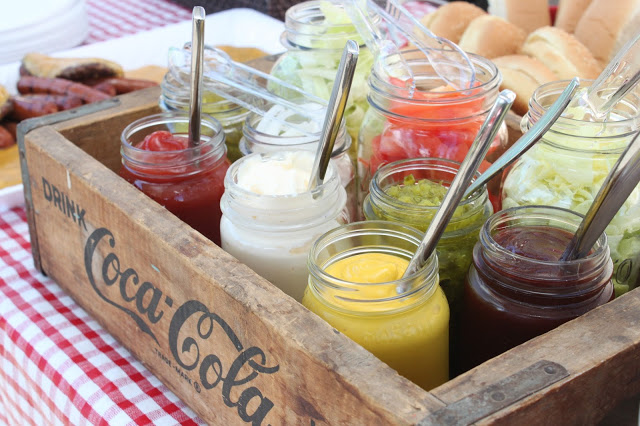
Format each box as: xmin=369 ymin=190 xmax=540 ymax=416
xmin=188 ymin=6 xmax=205 ymax=147
xmin=561 ymin=131 xmax=640 ymax=261
xmin=464 ymin=77 xmax=580 ymax=198
xmin=308 ymin=40 xmax=359 ymax=190
xmin=402 ymin=89 xmax=516 ymax=278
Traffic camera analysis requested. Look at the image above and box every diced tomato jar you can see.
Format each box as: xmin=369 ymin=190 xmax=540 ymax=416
xmin=357 ymin=49 xmax=507 ymax=217
xmin=119 ymin=112 xmax=230 ymax=246
xmin=458 ymin=206 xmax=614 ymax=374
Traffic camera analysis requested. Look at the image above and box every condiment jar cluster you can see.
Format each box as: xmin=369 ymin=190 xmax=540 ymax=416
xmin=118 ymin=0 xmax=638 ymax=391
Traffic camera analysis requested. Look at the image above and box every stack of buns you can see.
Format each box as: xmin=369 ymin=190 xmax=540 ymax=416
xmin=418 ymin=0 xmax=639 ymax=116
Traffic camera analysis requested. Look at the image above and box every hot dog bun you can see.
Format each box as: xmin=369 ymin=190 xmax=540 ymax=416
xmin=492 ymin=55 xmax=557 ymax=115
xmin=419 ymin=1 xmax=486 ymax=43
xmin=520 ymin=26 xmax=601 ymax=80
xmin=458 ymin=15 xmax=527 ymax=59
xmin=574 ymin=0 xmax=640 ymax=65
xmin=555 ymin=0 xmax=594 ymax=33
xmin=488 ymin=0 xmax=550 ymax=34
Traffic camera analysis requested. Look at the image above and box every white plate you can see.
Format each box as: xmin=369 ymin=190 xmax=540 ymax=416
xmin=0 ymin=8 xmax=286 ymax=209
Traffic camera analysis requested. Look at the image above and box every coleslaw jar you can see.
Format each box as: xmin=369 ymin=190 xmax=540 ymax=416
xmin=269 ymin=0 xmax=374 ymax=157
xmin=501 ymin=80 xmax=640 ymax=296
xmin=160 ymin=72 xmax=249 ymax=162
xmin=302 ymin=220 xmax=449 ymax=390
xmin=357 ymin=49 xmax=507 ymax=217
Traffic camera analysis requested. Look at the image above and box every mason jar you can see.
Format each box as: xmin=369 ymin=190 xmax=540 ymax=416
xmin=220 ymin=150 xmax=349 ymax=302
xmin=239 ymin=111 xmax=356 ymax=220
xmin=501 ymin=80 xmax=640 ymax=296
xmin=269 ymin=0 xmax=374 ymax=158
xmin=458 ymin=206 xmax=614 ymax=373
xmin=357 ymin=49 xmax=507 ymax=216
xmin=160 ymin=71 xmax=249 ymax=162
xmin=119 ymin=112 xmax=230 ymax=246
xmin=302 ymin=220 xmax=449 ymax=391
xmin=362 ymin=157 xmax=492 ymax=373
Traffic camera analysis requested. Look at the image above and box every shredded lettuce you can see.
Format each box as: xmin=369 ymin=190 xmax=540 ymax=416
xmin=269 ymin=1 xmax=373 ymax=149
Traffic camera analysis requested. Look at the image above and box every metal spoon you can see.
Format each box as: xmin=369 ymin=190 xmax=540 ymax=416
xmin=561 ymin=130 xmax=640 ymax=261
xmin=464 ymin=77 xmax=580 ymax=198
xmin=188 ymin=6 xmax=205 ymax=147
xmin=402 ymin=89 xmax=516 ymax=278
xmin=308 ymin=40 xmax=359 ymax=190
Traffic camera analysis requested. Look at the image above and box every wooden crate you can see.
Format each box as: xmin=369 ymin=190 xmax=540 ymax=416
xmin=17 ymin=87 xmax=640 ymax=425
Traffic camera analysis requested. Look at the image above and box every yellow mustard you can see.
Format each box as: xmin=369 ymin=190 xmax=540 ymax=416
xmin=303 ymin=252 xmax=449 ymax=390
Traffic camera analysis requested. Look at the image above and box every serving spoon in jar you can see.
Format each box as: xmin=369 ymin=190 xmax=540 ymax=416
xmin=308 ymin=40 xmax=359 ymax=190
xmin=187 ymin=6 xmax=205 ymax=148
xmin=463 ymin=77 xmax=581 ymax=199
xmin=560 ymin=130 xmax=640 ymax=261
xmin=401 ymin=89 xmax=516 ymax=280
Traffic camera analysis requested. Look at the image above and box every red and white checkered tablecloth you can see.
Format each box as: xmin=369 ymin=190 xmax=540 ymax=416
xmin=85 ymin=0 xmax=192 ymax=44
xmin=0 ymin=0 xmax=207 ymax=423
xmin=0 ymin=206 xmax=204 ymax=424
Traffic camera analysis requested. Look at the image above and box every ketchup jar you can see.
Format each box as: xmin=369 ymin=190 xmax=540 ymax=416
xmin=502 ymin=80 xmax=640 ymax=296
xmin=356 ymin=49 xmax=507 ymax=217
xmin=302 ymin=221 xmax=449 ymax=390
xmin=458 ymin=206 xmax=614 ymax=374
xmin=119 ymin=112 xmax=230 ymax=246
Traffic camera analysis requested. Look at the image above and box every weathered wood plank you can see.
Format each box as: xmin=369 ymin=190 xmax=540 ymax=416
xmin=431 ymin=289 xmax=640 ymax=425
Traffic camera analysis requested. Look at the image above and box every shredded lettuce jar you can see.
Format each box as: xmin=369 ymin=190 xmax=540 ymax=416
xmin=502 ymin=80 xmax=640 ymax=296
xmin=160 ymin=72 xmax=248 ymax=162
xmin=269 ymin=0 xmax=374 ymax=159
xmin=362 ymin=158 xmax=492 ymax=374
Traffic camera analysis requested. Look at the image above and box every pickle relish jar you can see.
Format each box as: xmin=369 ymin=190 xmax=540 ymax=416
xmin=119 ymin=112 xmax=230 ymax=246
xmin=362 ymin=157 xmax=492 ymax=367
xmin=458 ymin=206 xmax=614 ymax=373
xmin=357 ymin=49 xmax=507 ymax=216
xmin=220 ymin=150 xmax=349 ymax=302
xmin=160 ymin=71 xmax=248 ymax=162
xmin=269 ymin=0 xmax=374 ymax=157
xmin=302 ymin=221 xmax=449 ymax=391
xmin=239 ymin=111 xmax=357 ymax=220
xmin=501 ymin=80 xmax=640 ymax=296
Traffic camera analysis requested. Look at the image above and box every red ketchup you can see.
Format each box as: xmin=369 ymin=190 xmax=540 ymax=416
xmin=119 ymin=119 xmax=230 ymax=246
xmin=456 ymin=207 xmax=614 ymax=375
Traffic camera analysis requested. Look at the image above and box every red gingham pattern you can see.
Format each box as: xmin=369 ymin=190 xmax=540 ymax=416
xmin=0 ymin=206 xmax=205 ymax=424
xmin=85 ymin=0 xmax=192 ymax=44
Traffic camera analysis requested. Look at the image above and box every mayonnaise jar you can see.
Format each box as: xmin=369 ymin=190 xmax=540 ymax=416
xmin=220 ymin=150 xmax=349 ymax=301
